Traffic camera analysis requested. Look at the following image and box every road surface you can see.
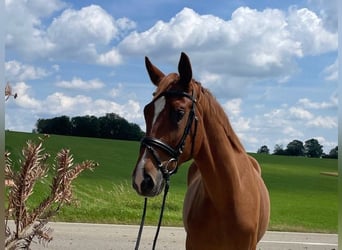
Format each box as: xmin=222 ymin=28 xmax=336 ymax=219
xmin=24 ymin=222 xmax=337 ymax=250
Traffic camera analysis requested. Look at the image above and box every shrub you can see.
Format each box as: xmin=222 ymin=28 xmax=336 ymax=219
xmin=4 ymin=135 xmax=99 ymax=249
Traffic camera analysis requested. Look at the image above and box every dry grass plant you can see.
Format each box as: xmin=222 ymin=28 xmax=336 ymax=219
xmin=4 ymin=136 xmax=99 ymax=249
xmin=5 ymin=82 xmax=18 ymax=101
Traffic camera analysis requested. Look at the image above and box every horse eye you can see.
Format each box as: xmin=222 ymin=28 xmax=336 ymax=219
xmin=174 ymin=109 xmax=185 ymax=122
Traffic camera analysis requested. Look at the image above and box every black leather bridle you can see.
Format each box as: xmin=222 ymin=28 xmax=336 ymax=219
xmin=135 ymin=89 xmax=198 ymax=250
xmin=140 ymin=89 xmax=198 ymax=180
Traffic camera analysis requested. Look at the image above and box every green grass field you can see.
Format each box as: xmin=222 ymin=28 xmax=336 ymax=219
xmin=5 ymin=131 xmax=338 ymax=233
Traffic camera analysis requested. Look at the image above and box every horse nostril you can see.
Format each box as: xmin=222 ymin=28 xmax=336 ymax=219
xmin=141 ymin=173 xmax=154 ymax=193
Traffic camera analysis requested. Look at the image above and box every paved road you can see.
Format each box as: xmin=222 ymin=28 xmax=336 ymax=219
xmin=26 ymin=222 xmax=337 ymax=250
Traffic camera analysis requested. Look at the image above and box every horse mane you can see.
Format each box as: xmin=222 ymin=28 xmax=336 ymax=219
xmin=193 ymin=81 xmax=245 ymax=153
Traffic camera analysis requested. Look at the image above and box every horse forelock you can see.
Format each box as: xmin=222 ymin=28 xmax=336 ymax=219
xmin=152 ymin=73 xmax=180 ymax=98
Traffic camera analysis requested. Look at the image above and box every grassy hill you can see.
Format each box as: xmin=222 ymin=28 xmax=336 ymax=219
xmin=5 ymin=131 xmax=338 ymax=233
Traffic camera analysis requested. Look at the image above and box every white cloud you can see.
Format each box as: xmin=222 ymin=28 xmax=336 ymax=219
xmin=246 ymin=102 xmax=336 ymax=149
xmin=48 ymin=5 xmax=117 ymax=46
xmin=90 ymin=99 xmax=142 ymax=123
xmin=287 ymin=7 xmax=337 ymax=55
xmin=5 ymin=112 xmax=33 ymax=133
xmin=289 ymin=107 xmax=313 ymax=120
xmin=115 ymin=17 xmax=137 ymax=36
xmin=96 ymin=48 xmax=122 ymax=66
xmin=5 ymin=60 xmax=48 ymax=81
xmin=6 ymin=82 xmax=143 ymax=130
xmin=231 ymin=117 xmax=251 ymax=132
xmin=44 ymin=92 xmax=92 ymax=114
xmin=119 ymin=7 xmax=304 ymax=74
xmin=263 ymin=112 xmax=302 ymax=137
xmin=55 ymin=77 xmax=105 ymax=90
xmin=283 ymin=126 xmax=304 ymax=138
xmin=109 ymin=83 xmax=124 ymax=98
xmin=5 ymin=0 xmax=63 ymax=58
xmin=199 ymin=71 xmax=221 ymax=86
xmin=41 ymin=92 xmax=143 ymax=121
xmin=23 ymin=0 xmax=67 ymax=18
xmin=222 ymin=98 xmax=242 ymax=116
xmin=313 ymin=136 xmax=337 ymax=150
xmin=119 ymin=6 xmax=337 ymax=69
xmin=11 ymin=82 xmax=41 ymax=109
xmin=198 ymin=72 xmax=248 ymax=99
xmin=261 ymin=103 xmax=337 ymax=131
xmin=323 ymin=59 xmax=338 ymax=81
xmin=307 ymin=0 xmax=338 ymax=32
xmin=307 ymin=116 xmax=337 ymax=129
xmin=46 ymin=5 xmax=123 ymax=64
xmin=52 ymin=64 xmax=60 ymax=72
xmin=5 ymin=3 xmax=134 ymax=65
xmin=263 ymin=108 xmax=288 ymax=127
xmin=237 ymin=133 xmax=259 ymax=146
xmin=119 ymin=6 xmax=336 ymax=99
xmin=298 ymin=95 xmax=337 ymax=109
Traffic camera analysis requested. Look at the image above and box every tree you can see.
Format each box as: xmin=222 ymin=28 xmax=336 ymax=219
xmin=71 ymin=115 xmax=99 ymax=137
xmin=98 ymin=113 xmax=122 ymax=139
xmin=257 ymin=145 xmax=270 ymax=154
xmin=36 ymin=116 xmax=72 ymax=135
xmin=325 ymin=146 xmax=338 ymax=159
xmin=51 ymin=116 xmax=72 ymax=135
xmin=285 ymin=140 xmax=304 ymax=156
xmin=304 ymin=138 xmax=323 ymax=158
xmin=127 ymin=123 xmax=145 ymax=140
xmin=98 ymin=113 xmax=144 ymax=140
xmin=273 ymin=144 xmax=286 ymax=155
xmin=35 ymin=113 xmax=144 ymax=141
xmin=36 ymin=118 xmax=50 ymax=134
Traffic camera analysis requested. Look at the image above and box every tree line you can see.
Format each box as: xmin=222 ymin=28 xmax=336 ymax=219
xmin=257 ymin=139 xmax=338 ymax=159
xmin=34 ymin=113 xmax=145 ymax=141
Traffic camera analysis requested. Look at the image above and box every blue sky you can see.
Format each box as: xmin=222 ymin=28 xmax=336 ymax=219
xmin=4 ymin=0 xmax=338 ymax=153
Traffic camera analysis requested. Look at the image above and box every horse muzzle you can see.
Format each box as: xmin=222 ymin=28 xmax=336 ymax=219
xmin=132 ymin=137 xmax=180 ymax=197
xmin=132 ymin=162 xmax=166 ymax=197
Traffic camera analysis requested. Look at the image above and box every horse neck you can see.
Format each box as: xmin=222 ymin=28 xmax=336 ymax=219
xmin=194 ymin=89 xmax=249 ymax=203
xmin=197 ymin=87 xmax=245 ymax=154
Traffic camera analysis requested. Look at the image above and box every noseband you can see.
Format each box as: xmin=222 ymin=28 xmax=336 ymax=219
xmin=140 ymin=89 xmax=198 ymax=180
xmin=135 ymin=89 xmax=198 ymax=250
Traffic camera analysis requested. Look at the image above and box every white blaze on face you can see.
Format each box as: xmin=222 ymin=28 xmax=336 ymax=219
xmin=134 ymin=97 xmax=165 ymax=193
xmin=152 ymin=96 xmax=166 ymax=126
xmin=134 ymin=150 xmax=147 ymax=194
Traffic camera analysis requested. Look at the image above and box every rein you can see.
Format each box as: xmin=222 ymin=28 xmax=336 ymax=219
xmin=134 ymin=89 xmax=197 ymax=250
xmin=135 ymin=178 xmax=170 ymax=250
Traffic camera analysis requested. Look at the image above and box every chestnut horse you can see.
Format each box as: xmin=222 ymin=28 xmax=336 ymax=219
xmin=132 ymin=52 xmax=270 ymax=249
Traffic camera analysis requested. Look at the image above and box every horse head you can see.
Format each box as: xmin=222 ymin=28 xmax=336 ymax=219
xmin=132 ymin=52 xmax=200 ymax=197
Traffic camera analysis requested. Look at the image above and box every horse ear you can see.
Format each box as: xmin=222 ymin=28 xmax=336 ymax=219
xmin=145 ymin=56 xmax=165 ymax=86
xmin=178 ymin=52 xmax=192 ymax=89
